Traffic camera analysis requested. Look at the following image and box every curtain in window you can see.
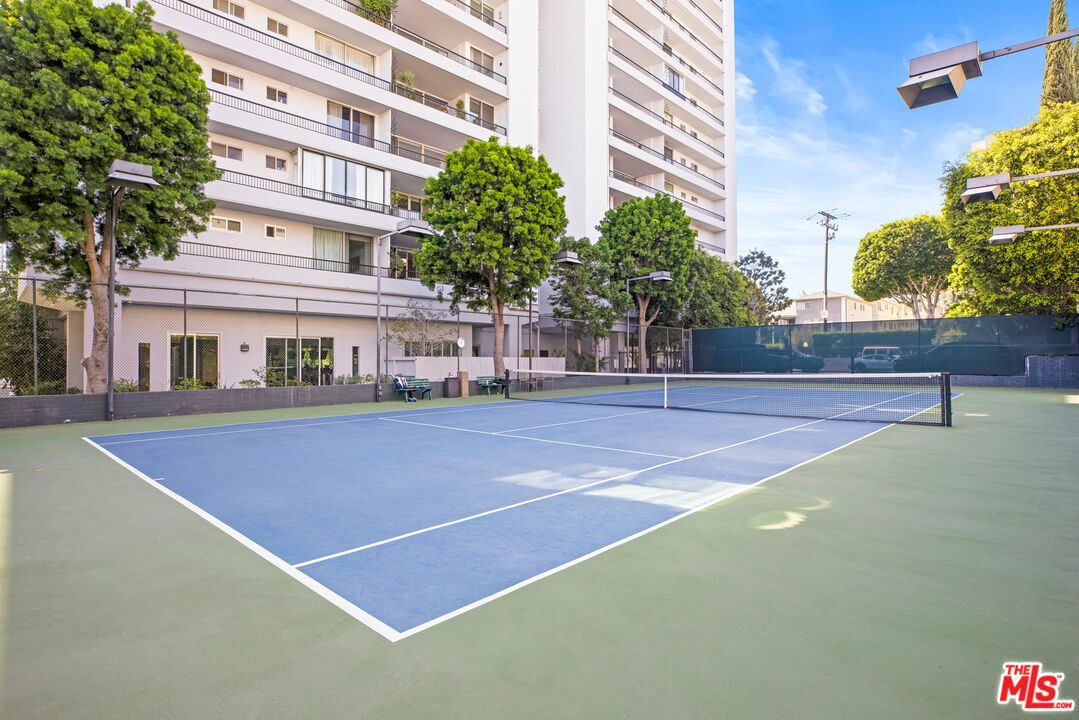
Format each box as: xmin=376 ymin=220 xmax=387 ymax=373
xmin=313 ymin=227 xmax=345 ymax=270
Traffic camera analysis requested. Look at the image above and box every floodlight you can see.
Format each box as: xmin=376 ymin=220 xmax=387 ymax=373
xmin=961 ymin=173 xmax=1011 ymax=204
xmin=897 ymin=42 xmax=982 ymax=109
xmin=987 ymin=226 xmax=1023 ymax=245
xmin=106 ymin=160 xmax=159 ymax=190
xmin=553 ymin=250 xmax=582 ymax=265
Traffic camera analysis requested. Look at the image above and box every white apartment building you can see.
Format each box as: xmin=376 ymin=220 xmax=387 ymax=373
xmin=777 ymin=291 xmax=919 ymax=325
xmin=32 ymin=0 xmax=735 ymax=391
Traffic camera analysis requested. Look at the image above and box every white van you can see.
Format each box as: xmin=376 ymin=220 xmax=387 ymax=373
xmin=852 ymin=346 xmax=902 ymax=372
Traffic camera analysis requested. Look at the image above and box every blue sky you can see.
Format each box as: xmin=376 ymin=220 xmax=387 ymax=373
xmin=734 ymin=0 xmax=1050 ymax=296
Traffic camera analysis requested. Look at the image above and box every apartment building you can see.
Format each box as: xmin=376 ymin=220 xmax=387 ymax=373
xmin=538 ymin=0 xmax=734 ymax=258
xmin=33 ymin=0 xmax=735 ymax=391
xmin=777 ymin=291 xmax=919 ymax=325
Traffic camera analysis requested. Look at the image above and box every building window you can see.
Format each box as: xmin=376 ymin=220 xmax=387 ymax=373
xmin=210 ymin=68 xmax=243 ymax=90
xmin=393 ymin=192 xmax=424 ymax=213
xmin=469 ymin=47 xmax=494 ymax=72
xmin=266 ymin=17 xmax=288 ymax=36
xmin=210 ymin=216 xmax=242 ymax=233
xmin=315 ymin=33 xmax=375 ymax=74
xmin=138 ymin=343 xmax=150 ymax=392
xmin=301 ymin=150 xmax=385 ymax=205
xmin=265 ymin=224 xmax=286 ymax=239
xmin=265 ymin=154 xmax=287 ymax=171
xmin=799 ymin=301 xmax=813 ymax=310
xmin=211 ymin=142 xmax=243 ymax=160
xmin=663 ymin=66 xmax=684 ymax=95
xmin=469 ymin=0 xmax=495 ymax=21
xmin=313 ymin=227 xmax=373 ymax=273
xmin=468 ymin=97 xmax=495 ymax=126
xmin=212 ymin=0 xmax=244 ymax=19
xmin=169 ymin=335 xmax=219 ymax=389
xmin=327 ymin=101 xmax=375 ymax=143
xmin=403 ymin=340 xmax=459 ymax=358
xmin=265 ymin=337 xmax=334 ymax=386
xmin=266 ymin=86 xmax=288 ymax=104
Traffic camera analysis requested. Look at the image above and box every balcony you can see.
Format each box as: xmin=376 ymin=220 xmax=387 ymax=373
xmin=441 ymin=0 xmax=507 ymax=33
xmin=319 ymin=0 xmax=506 ymax=83
xmin=608 ymin=4 xmax=723 ymax=102
xmin=609 ymin=46 xmax=724 ymax=130
xmin=609 ymin=129 xmax=724 ymax=193
xmin=209 ymin=90 xmax=446 ymax=170
xmin=609 ymin=169 xmax=725 ymax=229
xmin=609 ymin=88 xmax=724 ymax=162
xmin=150 ymin=0 xmax=505 ymax=134
xmin=641 ymin=0 xmax=723 ymax=69
xmin=176 ymin=240 xmax=422 ymax=280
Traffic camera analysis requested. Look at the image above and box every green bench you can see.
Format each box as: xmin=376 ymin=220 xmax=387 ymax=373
xmin=395 ymin=377 xmax=433 ymax=401
xmin=476 ymin=375 xmax=504 ymax=396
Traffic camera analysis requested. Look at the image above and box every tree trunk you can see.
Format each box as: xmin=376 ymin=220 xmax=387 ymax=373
xmin=592 ymin=336 xmax=602 ymax=372
xmin=490 ymin=298 xmax=506 ymax=378
xmin=80 ymin=210 xmax=110 ymax=394
xmin=574 ymin=335 xmax=582 ymax=371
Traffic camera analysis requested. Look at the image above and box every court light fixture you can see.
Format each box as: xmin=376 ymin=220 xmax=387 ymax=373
xmin=961 ymin=168 xmax=1079 ymax=204
xmin=899 ymin=29 xmax=1079 ymax=109
xmin=988 ymin=223 xmax=1079 ymax=245
xmin=553 ymin=250 xmax=582 ymax=265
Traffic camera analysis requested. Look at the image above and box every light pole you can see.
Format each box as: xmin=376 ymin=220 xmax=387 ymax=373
xmin=898 ymin=29 xmax=1079 ymax=109
xmin=961 ymin=168 xmax=1079 ymax=203
xmin=104 ymin=160 xmax=159 ymax=421
xmin=988 ymin=223 xmax=1079 ymax=244
xmin=625 ymin=271 xmax=672 ymax=373
xmin=375 ymin=219 xmax=431 ymax=402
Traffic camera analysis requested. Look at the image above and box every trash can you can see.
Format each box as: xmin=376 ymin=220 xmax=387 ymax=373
xmin=444 ymin=374 xmax=460 ymax=398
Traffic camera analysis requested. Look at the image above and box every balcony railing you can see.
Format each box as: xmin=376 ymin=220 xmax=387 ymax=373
xmin=609 ymin=129 xmax=725 ymax=190
xmin=645 ymin=0 xmax=723 ymax=67
xmin=219 ymin=169 xmax=426 ymax=221
xmin=443 ymin=0 xmax=507 ymax=32
xmin=610 ymin=46 xmax=725 ymax=127
xmin=177 ymin=240 xmax=424 ymax=280
xmin=609 ymin=170 xmax=725 ymax=222
xmin=154 ymin=0 xmax=505 ymax=134
xmin=320 ymin=0 xmax=506 ymax=83
xmin=609 ymin=4 xmax=723 ymax=98
xmin=688 ymin=0 xmax=724 ymax=34
xmin=609 ymin=88 xmax=725 ymax=160
xmin=210 ymin=90 xmax=446 ymax=169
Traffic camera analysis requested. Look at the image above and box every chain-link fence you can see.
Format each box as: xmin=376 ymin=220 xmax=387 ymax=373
xmin=692 ymin=316 xmax=1079 ymax=375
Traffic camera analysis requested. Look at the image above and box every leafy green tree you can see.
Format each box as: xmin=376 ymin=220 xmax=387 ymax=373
xmin=736 ymin=249 xmax=791 ymax=323
xmin=852 ymin=215 xmax=954 ymax=320
xmin=549 ymin=237 xmax=620 ymax=371
xmin=942 ymin=103 xmax=1079 ymax=317
xmin=0 ymin=0 xmax=218 ymax=393
xmin=0 ymin=274 xmax=66 ymax=395
xmin=1042 ymin=0 xmax=1079 ymax=105
xmin=417 ymin=137 xmax=567 ymax=376
xmin=657 ymin=250 xmax=755 ymax=329
xmin=598 ymin=194 xmax=695 ymax=371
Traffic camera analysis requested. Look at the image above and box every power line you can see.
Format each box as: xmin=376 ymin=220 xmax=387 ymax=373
xmin=807 ymin=210 xmax=849 ymax=327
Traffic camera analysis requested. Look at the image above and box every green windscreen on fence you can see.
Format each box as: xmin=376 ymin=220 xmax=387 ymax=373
xmin=691 ymin=315 xmax=1079 ymax=376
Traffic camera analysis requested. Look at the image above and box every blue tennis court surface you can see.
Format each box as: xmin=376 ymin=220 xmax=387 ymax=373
xmin=85 ymin=393 xmax=941 ymax=641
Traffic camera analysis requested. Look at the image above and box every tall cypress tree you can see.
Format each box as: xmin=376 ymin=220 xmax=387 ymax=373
xmin=1042 ymin=0 xmax=1079 ymax=105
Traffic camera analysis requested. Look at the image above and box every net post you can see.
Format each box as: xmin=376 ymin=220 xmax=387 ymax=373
xmin=503 ymin=368 xmax=510 ymax=399
xmin=663 ymin=375 xmax=668 ymax=409
xmin=942 ymin=372 xmax=952 ymax=427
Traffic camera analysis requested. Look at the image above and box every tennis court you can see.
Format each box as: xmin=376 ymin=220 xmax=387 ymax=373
xmin=84 ymin=372 xmax=952 ymax=640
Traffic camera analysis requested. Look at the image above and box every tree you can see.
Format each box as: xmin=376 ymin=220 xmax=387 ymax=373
xmin=1042 ymin=0 xmax=1079 ymax=106
xmin=657 ymin=249 xmax=756 ymax=329
xmin=598 ymin=194 xmax=695 ymax=372
xmin=0 ymin=274 xmax=66 ymax=395
xmin=851 ymin=215 xmax=955 ymax=320
xmin=942 ymin=103 xmax=1079 ymax=317
xmin=0 ymin=0 xmax=218 ymax=393
xmin=736 ymin=249 xmax=792 ymax=322
xmin=417 ymin=137 xmax=567 ymax=376
xmin=386 ymin=299 xmax=455 ymax=358
xmin=549 ymin=237 xmax=620 ymax=371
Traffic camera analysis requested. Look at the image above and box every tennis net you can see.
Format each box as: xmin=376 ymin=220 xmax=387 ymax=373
xmin=507 ymin=369 xmax=953 ymax=426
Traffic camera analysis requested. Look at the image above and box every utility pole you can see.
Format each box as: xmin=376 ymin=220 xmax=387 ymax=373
xmin=808 ymin=210 xmax=847 ymax=327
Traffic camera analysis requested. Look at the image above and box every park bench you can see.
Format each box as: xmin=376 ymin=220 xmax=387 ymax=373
xmin=395 ymin=377 xmax=433 ymax=401
xmin=476 ymin=376 xmax=504 ymax=396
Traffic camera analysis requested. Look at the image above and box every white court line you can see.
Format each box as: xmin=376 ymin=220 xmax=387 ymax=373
xmin=679 ymin=394 xmax=757 ymax=409
xmin=92 ymin=401 xmax=534 ymax=446
xmin=379 ymin=417 xmax=682 ymax=459
xmin=80 ymin=437 xmax=406 ymax=642
xmin=85 ymin=389 xmax=928 ymax=643
xmin=293 ymin=397 xmax=913 ymax=571
xmin=493 ymin=408 xmax=663 ymax=434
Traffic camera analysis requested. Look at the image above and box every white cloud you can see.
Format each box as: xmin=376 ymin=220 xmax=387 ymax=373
xmin=735 ymin=72 xmax=757 ymax=102
xmin=932 ymin=122 xmax=989 ymax=162
xmin=760 ymin=39 xmax=827 ymax=116
xmin=833 ymin=66 xmax=867 ymax=111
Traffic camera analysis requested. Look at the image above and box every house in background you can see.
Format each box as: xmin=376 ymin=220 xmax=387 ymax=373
xmin=776 ymin=291 xmax=924 ymax=325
